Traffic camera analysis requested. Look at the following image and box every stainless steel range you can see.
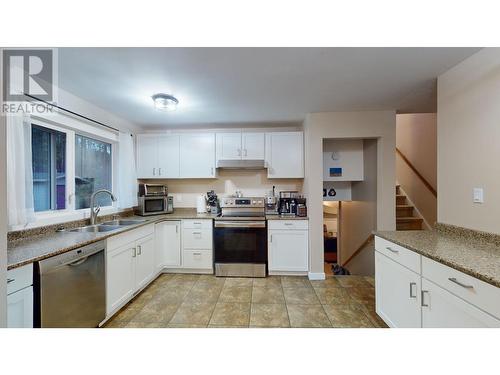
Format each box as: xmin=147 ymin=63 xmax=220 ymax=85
xmin=214 ymin=197 xmax=267 ymax=277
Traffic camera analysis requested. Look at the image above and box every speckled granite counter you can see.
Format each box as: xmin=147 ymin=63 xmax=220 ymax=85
xmin=7 ymin=208 xmax=218 ymax=270
xmin=375 ymin=225 xmax=500 ymax=288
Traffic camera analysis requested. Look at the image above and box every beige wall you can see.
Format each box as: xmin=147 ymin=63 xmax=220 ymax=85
xmin=142 ymin=169 xmax=303 ymax=207
xmin=304 ymin=111 xmax=396 ymax=277
xmin=340 ymin=139 xmax=378 ymax=275
xmin=396 ymin=113 xmax=437 ymax=226
xmin=437 ymin=48 xmax=500 ymax=234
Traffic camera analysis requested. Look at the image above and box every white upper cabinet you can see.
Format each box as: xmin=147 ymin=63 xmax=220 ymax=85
xmin=216 ymin=132 xmax=265 ymax=162
xmin=157 ymin=135 xmax=180 ymax=178
xmin=265 ymin=132 xmax=304 ymax=178
xmin=136 ymin=134 xmax=158 ymax=178
xmin=137 ymin=134 xmax=180 ymax=178
xmin=180 ymin=133 xmax=216 ymax=178
xmin=216 ymin=133 xmax=242 ymax=160
xmin=242 ymin=132 xmax=265 ymax=159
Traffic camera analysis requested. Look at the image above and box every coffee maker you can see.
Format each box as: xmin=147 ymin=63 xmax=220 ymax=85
xmin=278 ymin=191 xmax=299 ymax=216
xmin=265 ymin=186 xmax=279 ymax=215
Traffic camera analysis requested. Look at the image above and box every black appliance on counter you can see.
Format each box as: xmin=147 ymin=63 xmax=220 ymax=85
xmin=206 ymin=190 xmax=220 ymax=215
xmin=278 ymin=191 xmax=307 ymax=216
xmin=214 ymin=197 xmax=267 ymax=278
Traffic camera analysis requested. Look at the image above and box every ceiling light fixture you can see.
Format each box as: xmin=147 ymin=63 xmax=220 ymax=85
xmin=152 ymin=93 xmax=179 ymax=111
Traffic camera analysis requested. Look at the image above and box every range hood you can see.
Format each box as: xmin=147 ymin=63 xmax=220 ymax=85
xmin=217 ymin=159 xmax=266 ymax=170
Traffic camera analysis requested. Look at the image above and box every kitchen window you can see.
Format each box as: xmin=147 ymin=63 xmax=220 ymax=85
xmin=75 ymin=135 xmax=113 ymax=209
xmin=28 ymin=117 xmax=117 ymax=225
xmin=32 ymin=124 xmax=67 ymax=212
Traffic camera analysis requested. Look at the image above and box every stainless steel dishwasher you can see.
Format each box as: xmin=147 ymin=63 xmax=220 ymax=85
xmin=36 ymin=241 xmax=106 ymax=328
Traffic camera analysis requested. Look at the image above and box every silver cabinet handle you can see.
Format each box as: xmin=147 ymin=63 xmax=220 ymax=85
xmin=137 ymin=245 xmax=142 ymax=255
xmin=175 ymin=225 xmax=178 ymax=234
xmin=409 ymin=282 xmax=417 ymax=298
xmin=421 ymin=290 xmax=429 ymax=307
xmin=158 ymin=168 xmax=162 ymax=176
xmin=153 ymin=167 xmax=156 ymax=176
xmin=193 ymin=232 xmax=202 ymax=235
xmin=193 ymin=252 xmax=202 ymax=256
xmin=193 ymin=222 xmax=202 ymax=225
xmin=270 ymin=235 xmax=273 ymax=243
xmin=284 ymin=223 xmax=293 ymax=226
xmin=7 ymin=278 xmax=15 ymax=284
xmin=132 ymin=247 xmax=137 ymax=257
xmin=211 ymin=167 xmax=214 ymax=175
xmin=386 ymin=247 xmax=399 ymax=253
xmin=448 ymin=277 xmax=474 ymax=289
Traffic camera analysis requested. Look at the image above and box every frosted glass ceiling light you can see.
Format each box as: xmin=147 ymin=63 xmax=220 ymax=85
xmin=152 ymin=93 xmax=179 ymax=111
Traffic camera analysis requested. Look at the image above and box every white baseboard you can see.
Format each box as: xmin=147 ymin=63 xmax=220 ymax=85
xmin=308 ymin=272 xmax=326 ymax=280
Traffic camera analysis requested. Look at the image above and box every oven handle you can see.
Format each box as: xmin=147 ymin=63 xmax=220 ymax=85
xmin=215 ymin=221 xmax=266 ymax=228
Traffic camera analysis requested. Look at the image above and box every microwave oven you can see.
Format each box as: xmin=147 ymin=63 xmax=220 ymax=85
xmin=136 ymin=196 xmax=174 ymax=216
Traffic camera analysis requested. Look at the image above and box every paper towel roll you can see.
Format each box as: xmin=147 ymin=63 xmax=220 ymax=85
xmin=196 ymin=195 xmax=207 ymax=213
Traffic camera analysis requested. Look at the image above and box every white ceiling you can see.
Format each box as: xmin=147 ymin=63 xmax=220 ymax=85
xmin=58 ymin=48 xmax=480 ymax=129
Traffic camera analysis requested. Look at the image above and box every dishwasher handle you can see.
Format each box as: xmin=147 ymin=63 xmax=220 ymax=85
xmin=38 ymin=241 xmax=105 ymax=273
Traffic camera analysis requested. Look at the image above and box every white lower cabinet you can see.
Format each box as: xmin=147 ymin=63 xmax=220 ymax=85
xmin=268 ymin=221 xmax=308 ymax=273
xmin=155 ymin=220 xmax=181 ymax=269
xmin=134 ymin=234 xmax=155 ymax=291
xmin=421 ymin=278 xmax=500 ymax=328
xmin=106 ymin=225 xmax=156 ymax=316
xmin=7 ymin=264 xmax=33 ymax=328
xmin=375 ymin=236 xmax=500 ymax=328
xmin=375 ymin=251 xmax=421 ymax=328
xmin=181 ymin=219 xmax=213 ymax=271
xmin=7 ymin=287 xmax=33 ymax=328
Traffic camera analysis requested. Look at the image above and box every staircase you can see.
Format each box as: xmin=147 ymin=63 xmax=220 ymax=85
xmin=396 ymin=185 xmax=424 ymax=230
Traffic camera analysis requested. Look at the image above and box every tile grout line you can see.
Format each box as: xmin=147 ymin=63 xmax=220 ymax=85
xmin=165 ymin=275 xmax=199 ymax=327
xmin=206 ymin=278 xmax=225 ymax=327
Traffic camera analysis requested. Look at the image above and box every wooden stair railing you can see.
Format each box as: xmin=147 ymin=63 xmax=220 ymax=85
xmin=396 ymin=147 xmax=437 ymax=198
xmin=342 ymin=234 xmax=374 ymax=267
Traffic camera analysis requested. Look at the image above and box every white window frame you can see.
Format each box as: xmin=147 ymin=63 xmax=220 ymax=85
xmin=10 ymin=111 xmax=120 ymax=230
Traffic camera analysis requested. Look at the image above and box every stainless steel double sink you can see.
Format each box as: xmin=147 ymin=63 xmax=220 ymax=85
xmin=66 ymin=219 xmax=147 ymax=233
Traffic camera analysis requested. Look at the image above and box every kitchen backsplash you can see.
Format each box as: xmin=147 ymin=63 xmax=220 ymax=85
xmin=140 ymin=169 xmax=304 ymax=207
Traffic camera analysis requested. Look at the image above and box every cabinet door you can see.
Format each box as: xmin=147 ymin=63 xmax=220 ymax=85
xmin=155 ymin=221 xmax=181 ymax=268
xmin=106 ymin=243 xmax=136 ymax=315
xmin=242 ymin=132 xmax=265 ymax=160
xmin=157 ymin=135 xmax=180 ymax=178
xmin=180 ymin=133 xmax=216 ymax=178
xmin=266 ymin=132 xmax=304 ymax=178
xmin=375 ymin=251 xmax=421 ymax=328
xmin=421 ymin=278 xmax=500 ymax=328
xmin=216 ymin=132 xmax=242 ymax=160
xmin=7 ymin=287 xmax=33 ymax=328
xmin=136 ymin=135 xmax=158 ymax=178
xmin=135 ymin=234 xmax=156 ymax=290
xmin=268 ymin=230 xmax=308 ymax=272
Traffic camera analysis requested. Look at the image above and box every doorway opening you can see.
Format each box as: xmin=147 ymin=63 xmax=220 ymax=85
xmin=322 ymin=138 xmax=378 ymax=276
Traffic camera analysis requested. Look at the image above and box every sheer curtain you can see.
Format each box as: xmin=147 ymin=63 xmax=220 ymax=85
xmin=7 ymin=114 xmax=35 ymax=227
xmin=117 ymin=132 xmax=138 ymax=209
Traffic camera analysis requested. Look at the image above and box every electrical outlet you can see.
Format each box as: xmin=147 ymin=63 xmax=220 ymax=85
xmin=473 ymin=188 xmax=484 ymax=203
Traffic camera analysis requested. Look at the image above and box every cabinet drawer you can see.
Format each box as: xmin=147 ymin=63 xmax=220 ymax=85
xmin=106 ymin=224 xmax=155 ymax=251
xmin=182 ymin=228 xmax=213 ymax=249
xmin=182 ymin=219 xmax=213 ymax=230
xmin=268 ymin=220 xmax=308 ymax=230
xmin=183 ymin=250 xmax=213 ymax=269
xmin=7 ymin=264 xmax=33 ymax=295
xmin=375 ymin=236 xmax=421 ymax=274
xmin=422 ymin=256 xmax=500 ymax=319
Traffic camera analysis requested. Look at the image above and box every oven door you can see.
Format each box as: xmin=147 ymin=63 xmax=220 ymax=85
xmin=214 ymin=221 xmax=267 ymax=264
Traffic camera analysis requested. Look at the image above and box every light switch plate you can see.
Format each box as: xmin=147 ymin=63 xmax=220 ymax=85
xmin=473 ymin=188 xmax=484 ymax=203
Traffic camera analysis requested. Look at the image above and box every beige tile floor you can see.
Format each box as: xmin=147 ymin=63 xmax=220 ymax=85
xmin=103 ymin=274 xmax=387 ymax=328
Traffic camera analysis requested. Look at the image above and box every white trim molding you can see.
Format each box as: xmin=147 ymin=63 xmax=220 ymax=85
xmin=308 ymin=272 xmax=326 ymax=280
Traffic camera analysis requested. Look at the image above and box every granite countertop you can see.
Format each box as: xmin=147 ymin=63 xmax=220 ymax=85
xmin=7 ymin=208 xmax=218 ymax=270
xmin=375 ymin=226 xmax=500 ymax=288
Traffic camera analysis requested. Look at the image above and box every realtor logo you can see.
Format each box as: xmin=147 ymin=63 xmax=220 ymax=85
xmin=3 ymin=49 xmax=53 ymax=101
xmin=2 ymin=48 xmax=57 ymax=114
